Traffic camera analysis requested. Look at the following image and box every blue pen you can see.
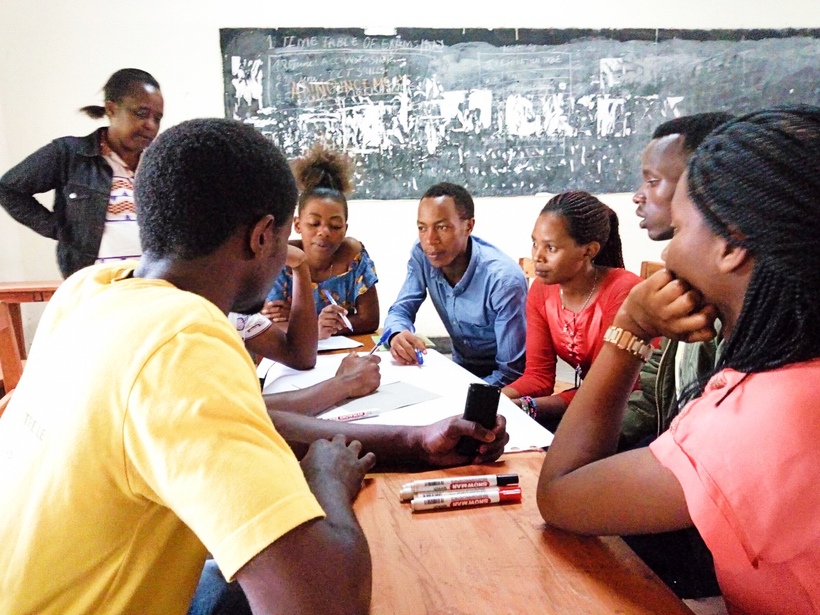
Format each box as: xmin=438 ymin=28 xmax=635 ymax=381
xmin=322 ymin=289 xmax=353 ymax=331
xmin=415 ymin=349 xmax=424 ymax=366
xmin=368 ymin=328 xmax=392 ymax=356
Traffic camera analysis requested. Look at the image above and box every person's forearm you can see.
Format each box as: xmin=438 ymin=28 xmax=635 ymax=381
xmin=0 ymin=142 xmax=65 ymax=239
xmin=345 ymin=311 xmax=378 ymax=335
xmin=270 ymin=411 xmax=422 ymax=465
xmin=299 ymin=476 xmax=371 ymax=614
xmin=531 ymin=395 xmax=568 ymax=419
xmin=264 ymin=377 xmax=353 ymax=416
xmin=0 ymin=186 xmax=57 ymax=238
xmin=538 ymin=326 xmax=645 ymax=483
xmin=294 ymin=517 xmax=371 ymax=615
xmin=283 ymin=263 xmax=318 ymax=368
xmin=501 ymin=385 xmax=520 ymax=398
xmin=536 ymin=340 xmax=644 ymax=526
xmin=239 ymin=481 xmax=371 ymax=615
xmin=382 ymin=308 xmax=414 ymax=338
xmin=345 ymin=286 xmax=379 ymax=335
xmin=383 ymin=255 xmax=426 ymax=335
xmin=487 ymin=282 xmax=528 ymax=387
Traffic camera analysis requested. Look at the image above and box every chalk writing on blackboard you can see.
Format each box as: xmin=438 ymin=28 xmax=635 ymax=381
xmin=220 ymin=28 xmax=819 ymax=198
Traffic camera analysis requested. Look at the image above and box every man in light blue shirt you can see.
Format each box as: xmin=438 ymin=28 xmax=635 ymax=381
xmin=384 ymin=182 xmax=527 ymax=386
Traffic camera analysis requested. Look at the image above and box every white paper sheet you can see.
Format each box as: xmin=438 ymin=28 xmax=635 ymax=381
xmin=321 ymin=381 xmax=440 ymax=415
xmin=261 ymin=350 xmax=553 ymax=453
xmin=317 ymin=336 xmax=363 ymax=352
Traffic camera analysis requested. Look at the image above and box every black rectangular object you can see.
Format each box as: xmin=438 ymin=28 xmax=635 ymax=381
xmin=455 ymin=382 xmax=501 ymax=457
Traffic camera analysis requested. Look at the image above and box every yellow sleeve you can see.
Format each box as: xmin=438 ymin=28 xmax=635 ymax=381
xmin=122 ymin=319 xmax=325 ymax=580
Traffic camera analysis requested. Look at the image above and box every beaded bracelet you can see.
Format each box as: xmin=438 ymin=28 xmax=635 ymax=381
xmin=519 ymin=396 xmax=537 ymax=419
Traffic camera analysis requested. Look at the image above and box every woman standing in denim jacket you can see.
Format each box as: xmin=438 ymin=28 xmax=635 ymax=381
xmin=0 ymin=68 xmax=163 ymax=277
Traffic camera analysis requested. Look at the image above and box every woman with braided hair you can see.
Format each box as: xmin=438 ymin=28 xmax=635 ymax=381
xmin=502 ymin=191 xmax=641 ymax=431
xmin=261 ymin=143 xmax=379 ymax=339
xmin=537 ymin=106 xmax=820 ymax=615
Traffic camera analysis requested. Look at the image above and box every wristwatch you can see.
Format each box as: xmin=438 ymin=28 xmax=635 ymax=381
xmin=603 ymin=326 xmax=653 ymax=362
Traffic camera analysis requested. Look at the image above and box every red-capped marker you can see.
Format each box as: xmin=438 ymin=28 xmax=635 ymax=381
xmin=399 ymin=473 xmax=519 ymax=501
xmin=409 ymin=486 xmax=522 ymax=512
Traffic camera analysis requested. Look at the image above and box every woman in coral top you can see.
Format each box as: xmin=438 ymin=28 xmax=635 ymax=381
xmin=502 ymin=191 xmax=641 ymax=430
xmin=538 ymin=106 xmax=820 ymax=615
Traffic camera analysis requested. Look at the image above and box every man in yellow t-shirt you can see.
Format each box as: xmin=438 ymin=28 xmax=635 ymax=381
xmin=0 ymin=119 xmax=373 ymax=615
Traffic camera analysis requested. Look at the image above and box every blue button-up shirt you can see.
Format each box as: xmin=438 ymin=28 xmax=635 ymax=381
xmin=384 ymin=236 xmax=527 ymax=386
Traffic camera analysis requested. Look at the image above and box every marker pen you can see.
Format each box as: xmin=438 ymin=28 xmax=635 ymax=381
xmin=323 ymin=408 xmax=382 ymax=422
xmin=399 ymin=473 xmax=519 ymax=501
xmin=410 ymin=486 xmax=522 ymax=512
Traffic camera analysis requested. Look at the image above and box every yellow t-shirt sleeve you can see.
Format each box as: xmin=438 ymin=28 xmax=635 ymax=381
xmin=121 ymin=319 xmax=325 ymax=580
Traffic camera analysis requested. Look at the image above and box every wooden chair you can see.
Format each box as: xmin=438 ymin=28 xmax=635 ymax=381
xmin=0 ymin=280 xmax=61 ymax=359
xmin=519 ymin=257 xmax=536 ymax=286
xmin=0 ymin=302 xmax=25 ymax=396
xmin=640 ymin=260 xmax=664 ymax=279
xmin=0 ymin=390 xmax=13 ymax=419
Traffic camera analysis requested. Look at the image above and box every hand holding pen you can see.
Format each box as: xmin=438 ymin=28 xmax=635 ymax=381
xmin=319 ymin=290 xmax=353 ymax=339
xmin=388 ymin=330 xmax=426 ymax=367
xmin=334 ymin=351 xmax=381 ymax=398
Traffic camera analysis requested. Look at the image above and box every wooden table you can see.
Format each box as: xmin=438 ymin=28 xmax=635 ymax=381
xmin=355 ymin=450 xmax=694 ymax=614
xmin=318 ymin=332 xmax=378 ymax=354
xmin=0 ymin=281 xmax=61 ymax=359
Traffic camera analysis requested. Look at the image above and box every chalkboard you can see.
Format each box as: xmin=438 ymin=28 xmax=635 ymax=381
xmin=220 ymin=28 xmax=819 ymax=198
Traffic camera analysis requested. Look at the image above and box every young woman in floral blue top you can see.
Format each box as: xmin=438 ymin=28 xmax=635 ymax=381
xmin=262 ymin=144 xmax=379 ymax=339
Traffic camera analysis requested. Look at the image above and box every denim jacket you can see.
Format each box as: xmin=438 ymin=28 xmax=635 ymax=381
xmin=0 ymin=128 xmax=113 ymax=278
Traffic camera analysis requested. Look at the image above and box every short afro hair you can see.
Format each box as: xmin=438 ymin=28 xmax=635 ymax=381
xmin=651 ymin=112 xmax=735 ymax=154
xmin=421 ymin=182 xmax=474 ymax=219
xmin=136 ymin=118 xmax=298 ymax=259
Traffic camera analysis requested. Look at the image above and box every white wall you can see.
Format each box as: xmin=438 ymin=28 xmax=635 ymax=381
xmin=1 ymin=0 xmax=817 ymax=341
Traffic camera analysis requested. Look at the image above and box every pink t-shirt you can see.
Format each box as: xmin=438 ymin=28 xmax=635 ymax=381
xmin=650 ymin=361 xmax=820 ymax=615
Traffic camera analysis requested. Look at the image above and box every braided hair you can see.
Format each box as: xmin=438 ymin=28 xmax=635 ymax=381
xmin=292 ymin=143 xmax=354 ymax=219
xmin=541 ymin=191 xmax=625 ymax=268
xmin=79 ymin=68 xmax=160 ymax=119
xmin=683 ymin=105 xmax=820 ymax=399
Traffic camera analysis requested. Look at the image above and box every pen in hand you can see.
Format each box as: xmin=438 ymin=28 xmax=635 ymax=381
xmin=368 ymin=328 xmax=392 ymax=356
xmin=322 ymin=289 xmax=354 ymax=331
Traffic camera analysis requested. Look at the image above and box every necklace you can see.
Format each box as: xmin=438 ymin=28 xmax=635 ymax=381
xmin=560 ymin=267 xmax=599 ymax=386
xmin=559 ymin=268 xmax=599 ymax=335
xmin=312 ymin=259 xmax=334 ymax=281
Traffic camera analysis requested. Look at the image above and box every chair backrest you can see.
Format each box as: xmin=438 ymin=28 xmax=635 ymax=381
xmin=0 ymin=302 xmax=24 ymax=394
xmin=519 ymin=257 xmax=536 ymax=286
xmin=640 ymin=261 xmax=664 ymax=280
xmin=0 ymin=390 xmax=12 ymax=419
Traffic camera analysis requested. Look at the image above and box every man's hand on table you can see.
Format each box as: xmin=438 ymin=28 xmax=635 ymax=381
xmin=415 ymin=414 xmax=509 ymax=467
